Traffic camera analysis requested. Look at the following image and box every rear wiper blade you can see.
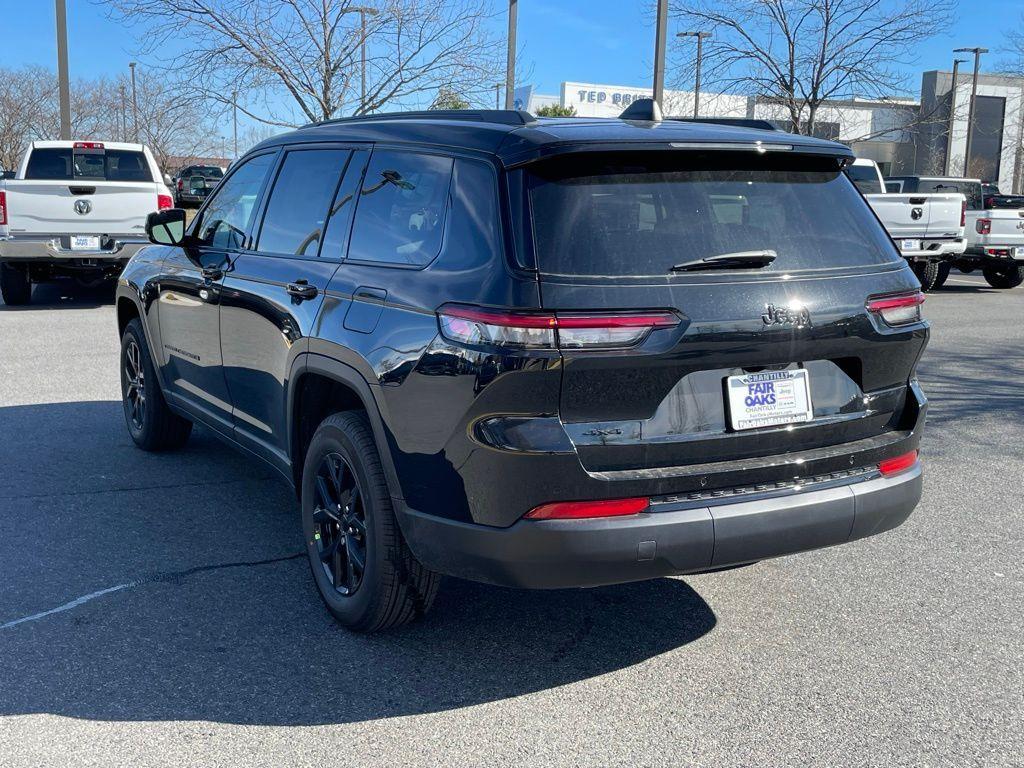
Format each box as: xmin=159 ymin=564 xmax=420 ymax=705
xmin=669 ymin=250 xmax=777 ymax=272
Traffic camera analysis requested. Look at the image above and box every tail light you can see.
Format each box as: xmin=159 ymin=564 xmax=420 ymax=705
xmin=879 ymin=450 xmax=918 ymax=477
xmin=525 ymin=497 xmax=649 ymax=520
xmin=437 ymin=305 xmax=679 ymax=350
xmin=867 ymin=291 xmax=924 ymax=326
xmin=961 ymin=200 xmax=967 ymax=227
xmin=976 ymin=218 xmax=992 ymax=235
xmin=0 ymin=191 xmax=6 ymax=226
xmin=177 ymin=178 xmax=184 ymax=191
xmin=157 ymin=194 xmax=173 ymax=211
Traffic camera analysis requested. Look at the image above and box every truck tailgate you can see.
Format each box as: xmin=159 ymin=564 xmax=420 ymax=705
xmin=2 ymin=180 xmax=159 ymax=235
xmin=976 ymin=208 xmax=1024 ymax=249
xmin=865 ymin=193 xmax=963 ymax=239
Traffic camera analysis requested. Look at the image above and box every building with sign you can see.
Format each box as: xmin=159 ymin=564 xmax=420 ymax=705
xmin=516 ymin=71 xmax=1024 ymax=192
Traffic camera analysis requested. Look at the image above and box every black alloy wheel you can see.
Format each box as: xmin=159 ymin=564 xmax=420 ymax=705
xmin=123 ymin=337 xmax=146 ymax=431
xmin=312 ymin=452 xmax=368 ymax=595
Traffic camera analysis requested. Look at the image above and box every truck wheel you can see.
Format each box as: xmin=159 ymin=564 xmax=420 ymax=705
xmin=983 ymin=264 xmax=1024 ymax=289
xmin=0 ymin=263 xmax=32 ymax=305
xmin=912 ymin=260 xmax=941 ymax=292
xmin=120 ymin=318 xmax=193 ymax=450
xmin=300 ymin=411 xmax=440 ymax=632
xmin=934 ymin=262 xmax=951 ymax=289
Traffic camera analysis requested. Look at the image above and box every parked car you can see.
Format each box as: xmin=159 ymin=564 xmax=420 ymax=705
xmin=888 ymin=175 xmax=1024 ymax=288
xmin=0 ymin=140 xmax=172 ymax=305
xmin=847 ymin=160 xmax=966 ymax=291
xmin=117 ymin=103 xmax=927 ymax=631
xmin=172 ymin=164 xmax=224 ymax=207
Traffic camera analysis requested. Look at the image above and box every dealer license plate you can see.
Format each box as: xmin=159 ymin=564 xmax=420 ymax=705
xmin=1015 ymin=247 xmax=1024 ymax=259
xmin=900 ymin=239 xmax=920 ymax=251
xmin=71 ymin=235 xmax=100 ymax=250
xmin=726 ymin=369 xmax=814 ymax=431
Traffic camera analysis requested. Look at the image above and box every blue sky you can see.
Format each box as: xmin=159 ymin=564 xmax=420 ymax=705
xmin=2 ymin=0 xmax=1022 ymax=100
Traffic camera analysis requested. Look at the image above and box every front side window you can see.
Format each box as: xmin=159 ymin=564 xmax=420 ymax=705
xmin=257 ymin=149 xmax=350 ymax=256
xmin=348 ymin=150 xmax=454 ymax=266
xmin=194 ymin=153 xmax=275 ymax=250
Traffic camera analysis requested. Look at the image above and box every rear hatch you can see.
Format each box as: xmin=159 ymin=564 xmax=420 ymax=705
xmin=976 ymin=205 xmax=1024 ymax=251
xmin=8 ymin=144 xmax=160 ymax=235
xmin=525 ymin=150 xmax=927 ymax=477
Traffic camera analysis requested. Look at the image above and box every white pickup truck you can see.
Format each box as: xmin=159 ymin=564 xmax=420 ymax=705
xmin=0 ymin=140 xmax=172 ymax=305
xmin=888 ymin=175 xmax=1024 ymax=290
xmin=846 ymin=159 xmax=966 ymax=291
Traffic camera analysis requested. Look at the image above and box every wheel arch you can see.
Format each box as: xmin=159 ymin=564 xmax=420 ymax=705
xmin=287 ymin=354 xmax=402 ymax=503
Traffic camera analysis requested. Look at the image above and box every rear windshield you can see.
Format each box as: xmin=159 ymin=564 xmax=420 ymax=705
xmin=24 ymin=148 xmax=153 ymax=182
xmin=185 ymin=166 xmax=223 ymax=179
xmin=915 ymin=179 xmax=984 ymax=210
xmin=528 ymin=152 xmax=899 ymax=278
xmin=845 ymin=163 xmax=883 ymax=195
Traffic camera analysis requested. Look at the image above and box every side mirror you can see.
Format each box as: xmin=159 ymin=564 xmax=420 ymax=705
xmin=146 ymin=208 xmax=187 ymax=246
xmin=163 ymin=173 xmax=173 ymax=186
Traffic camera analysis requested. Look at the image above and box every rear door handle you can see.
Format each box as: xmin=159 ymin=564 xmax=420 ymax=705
xmin=286 ymin=280 xmax=318 ymax=301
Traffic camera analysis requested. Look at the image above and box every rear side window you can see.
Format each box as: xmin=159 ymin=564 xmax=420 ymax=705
xmin=528 ymin=152 xmax=899 ymax=277
xmin=257 ymin=149 xmax=350 ymax=256
xmin=25 ymin=148 xmax=153 ymax=182
xmin=195 ymin=153 xmax=275 ymax=250
xmin=845 ymin=164 xmax=883 ymax=195
xmin=348 ymin=150 xmax=454 ymax=266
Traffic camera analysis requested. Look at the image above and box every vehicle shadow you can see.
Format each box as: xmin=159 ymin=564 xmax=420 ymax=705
xmin=0 ymin=400 xmax=717 ymax=726
xmin=917 ymin=341 xmax=1024 ymax=427
xmin=0 ymin=280 xmax=115 ymax=310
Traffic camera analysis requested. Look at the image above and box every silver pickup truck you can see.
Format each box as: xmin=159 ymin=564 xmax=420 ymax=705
xmin=847 ymin=159 xmax=966 ymax=291
xmin=0 ymin=140 xmax=172 ymax=305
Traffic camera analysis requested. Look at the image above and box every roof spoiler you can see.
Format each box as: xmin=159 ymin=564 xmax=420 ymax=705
xmin=619 ymin=98 xmax=663 ymax=122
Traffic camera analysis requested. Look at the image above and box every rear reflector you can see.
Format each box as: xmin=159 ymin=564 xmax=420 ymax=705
xmin=961 ymin=200 xmax=967 ymax=228
xmin=0 ymin=190 xmax=6 ymax=226
xmin=437 ymin=304 xmax=679 ymax=349
xmin=157 ymin=194 xmax=173 ymax=211
xmin=866 ymin=291 xmax=924 ymax=326
xmin=878 ymin=450 xmax=918 ymax=477
xmin=525 ymin=497 xmax=649 ymax=520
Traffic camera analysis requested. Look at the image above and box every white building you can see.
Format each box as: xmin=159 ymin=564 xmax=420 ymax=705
xmin=517 ymin=72 xmax=1024 ymax=192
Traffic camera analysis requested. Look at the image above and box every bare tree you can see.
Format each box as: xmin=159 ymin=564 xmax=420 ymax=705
xmin=669 ymin=0 xmax=954 ymax=135
xmin=99 ymin=0 xmax=505 ymax=127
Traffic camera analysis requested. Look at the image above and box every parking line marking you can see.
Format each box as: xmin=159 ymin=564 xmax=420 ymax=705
xmin=0 ymin=582 xmax=137 ymax=630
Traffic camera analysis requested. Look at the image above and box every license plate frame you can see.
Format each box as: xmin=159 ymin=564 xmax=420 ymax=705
xmin=1014 ymin=247 xmax=1024 ymax=259
xmin=726 ymin=369 xmax=814 ymax=432
xmin=900 ymin=239 xmax=920 ymax=252
xmin=71 ymin=235 xmax=101 ymax=251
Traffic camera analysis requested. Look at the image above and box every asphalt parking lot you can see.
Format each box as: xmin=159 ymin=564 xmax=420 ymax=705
xmin=0 ymin=275 xmax=1021 ymax=767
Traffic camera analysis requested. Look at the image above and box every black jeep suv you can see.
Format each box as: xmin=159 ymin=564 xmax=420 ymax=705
xmin=116 ymin=104 xmax=928 ymax=631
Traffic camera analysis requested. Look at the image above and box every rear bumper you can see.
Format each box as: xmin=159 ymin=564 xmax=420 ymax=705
xmin=0 ymin=235 xmax=147 ymax=263
xmin=963 ymin=245 xmax=1024 ymax=264
xmin=900 ymin=237 xmax=966 ymax=261
xmin=398 ymin=464 xmax=922 ymax=589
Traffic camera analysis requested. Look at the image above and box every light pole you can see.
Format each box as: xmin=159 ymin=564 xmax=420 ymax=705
xmin=653 ymin=0 xmax=668 ymax=107
xmin=232 ymin=90 xmax=238 ymax=159
xmin=945 ymin=58 xmax=967 ymax=176
xmin=494 ymin=83 xmax=503 ymax=109
xmin=505 ymin=0 xmax=518 ymax=109
xmin=954 ymin=46 xmax=988 ymax=178
xmin=678 ymin=31 xmax=712 ymax=118
xmin=55 ymin=0 xmax=71 ymax=140
xmin=352 ymin=7 xmax=378 ymax=114
xmin=119 ymin=83 xmax=128 ymax=142
xmin=128 ymin=62 xmax=139 ymax=142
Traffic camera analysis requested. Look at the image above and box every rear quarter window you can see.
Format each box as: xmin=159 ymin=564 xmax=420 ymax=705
xmin=528 ymin=152 xmax=900 ymax=278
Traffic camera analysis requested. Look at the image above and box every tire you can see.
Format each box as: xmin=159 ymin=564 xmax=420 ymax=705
xmin=0 ymin=262 xmax=31 ymax=305
xmin=911 ymin=260 xmax=940 ymax=292
xmin=983 ymin=264 xmax=1024 ymax=289
xmin=120 ymin=318 xmax=193 ymax=451
xmin=301 ymin=411 xmax=440 ymax=632
xmin=934 ymin=262 xmax=951 ymax=289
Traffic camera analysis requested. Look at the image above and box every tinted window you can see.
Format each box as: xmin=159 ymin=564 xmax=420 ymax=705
xmin=25 ymin=148 xmax=153 ymax=181
xmin=921 ymin=180 xmax=984 ymax=210
xmin=320 ymin=151 xmax=369 ymax=260
xmin=257 ymin=149 xmax=350 ymax=256
xmin=529 ymin=152 xmax=899 ymax=277
xmin=348 ymin=150 xmax=454 ymax=265
xmin=195 ymin=153 xmax=275 ymax=250
xmin=845 ymin=163 xmax=883 ymax=194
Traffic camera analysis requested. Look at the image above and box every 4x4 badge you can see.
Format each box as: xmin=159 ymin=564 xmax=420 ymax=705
xmin=762 ymin=303 xmax=812 ymax=328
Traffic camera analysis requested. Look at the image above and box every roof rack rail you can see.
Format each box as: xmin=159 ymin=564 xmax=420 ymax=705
xmin=667 ymin=117 xmax=785 ymax=132
xmin=307 ymin=109 xmax=536 ymax=129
